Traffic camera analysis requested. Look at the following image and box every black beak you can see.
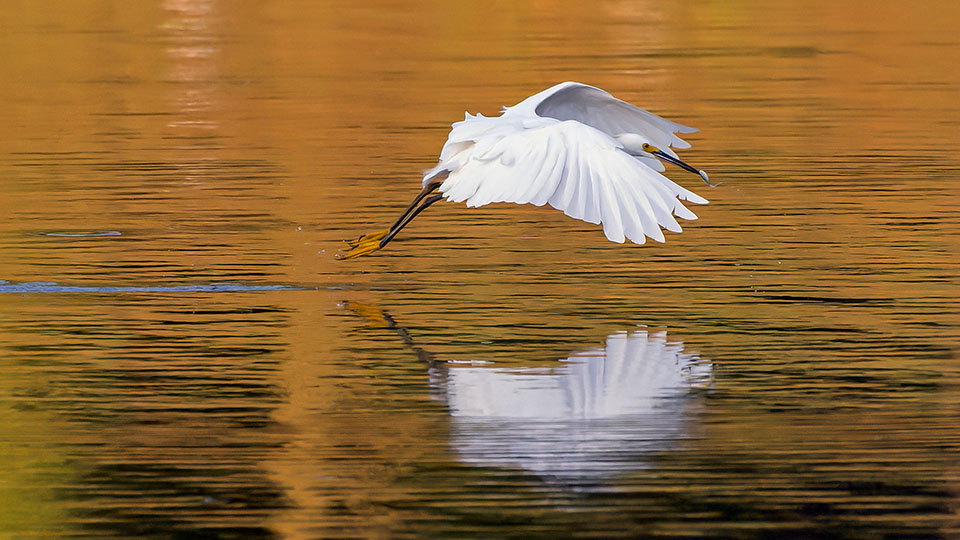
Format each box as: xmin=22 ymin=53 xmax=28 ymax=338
xmin=652 ymin=150 xmax=714 ymax=187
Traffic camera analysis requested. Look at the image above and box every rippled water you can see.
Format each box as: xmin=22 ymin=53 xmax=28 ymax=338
xmin=1 ymin=1 xmax=958 ymax=538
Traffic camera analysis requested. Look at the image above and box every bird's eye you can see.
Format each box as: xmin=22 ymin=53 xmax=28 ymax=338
xmin=641 ymin=143 xmax=651 ymax=151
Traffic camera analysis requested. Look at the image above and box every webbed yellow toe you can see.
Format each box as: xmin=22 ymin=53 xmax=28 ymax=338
xmin=336 ymin=238 xmax=385 ymax=260
xmin=345 ymin=229 xmax=389 ymax=248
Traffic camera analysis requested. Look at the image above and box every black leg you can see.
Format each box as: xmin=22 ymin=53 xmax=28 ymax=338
xmin=346 ymin=180 xmax=442 ymax=247
xmin=380 ymin=194 xmax=444 ymax=248
xmin=338 ymin=175 xmax=447 ymax=260
xmin=389 ymin=182 xmax=441 ymax=233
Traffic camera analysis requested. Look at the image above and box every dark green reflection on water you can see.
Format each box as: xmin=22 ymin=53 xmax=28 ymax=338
xmin=3 ymin=293 xmax=292 ymax=538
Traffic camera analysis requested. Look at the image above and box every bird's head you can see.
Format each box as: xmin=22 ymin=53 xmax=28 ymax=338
xmin=639 ymin=142 xmax=660 ymax=155
xmin=616 ymin=134 xmax=713 ymax=186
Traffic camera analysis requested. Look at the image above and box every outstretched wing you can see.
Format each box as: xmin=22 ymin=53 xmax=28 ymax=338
xmin=533 ymin=82 xmax=696 ymax=159
xmin=437 ymin=119 xmax=707 ymax=245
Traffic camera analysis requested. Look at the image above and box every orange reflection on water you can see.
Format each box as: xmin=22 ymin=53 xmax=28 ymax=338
xmin=0 ymin=1 xmax=958 ymax=538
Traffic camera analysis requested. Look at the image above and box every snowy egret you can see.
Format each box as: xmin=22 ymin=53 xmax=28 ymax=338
xmin=338 ymin=81 xmax=712 ymax=259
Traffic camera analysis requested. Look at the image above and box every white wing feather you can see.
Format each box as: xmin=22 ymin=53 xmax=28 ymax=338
xmin=421 ymin=82 xmax=708 ymax=245
xmin=434 ymin=118 xmax=706 ymax=245
xmin=527 ymin=82 xmax=696 ymax=158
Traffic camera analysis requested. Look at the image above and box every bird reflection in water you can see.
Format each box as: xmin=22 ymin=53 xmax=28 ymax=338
xmin=346 ymin=303 xmax=712 ymax=482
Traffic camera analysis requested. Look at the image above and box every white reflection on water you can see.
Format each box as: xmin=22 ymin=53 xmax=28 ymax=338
xmin=434 ymin=329 xmax=712 ymax=480
xmin=162 ymin=0 xmax=220 ymax=131
xmin=346 ymin=303 xmax=712 ymax=481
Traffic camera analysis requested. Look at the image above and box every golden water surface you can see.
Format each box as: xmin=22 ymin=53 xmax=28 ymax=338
xmin=1 ymin=1 xmax=958 ymax=538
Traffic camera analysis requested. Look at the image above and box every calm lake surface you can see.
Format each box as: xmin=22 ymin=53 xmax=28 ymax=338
xmin=1 ymin=1 xmax=958 ymax=538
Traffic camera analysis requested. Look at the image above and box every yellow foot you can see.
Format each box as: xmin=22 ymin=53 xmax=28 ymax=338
xmin=345 ymin=229 xmax=389 ymax=248
xmin=336 ymin=237 xmax=386 ymax=260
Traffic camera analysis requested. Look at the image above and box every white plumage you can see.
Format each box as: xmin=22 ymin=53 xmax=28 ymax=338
xmin=339 ymin=82 xmax=711 ymax=259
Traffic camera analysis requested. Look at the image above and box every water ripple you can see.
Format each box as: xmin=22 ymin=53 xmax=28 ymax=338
xmin=0 ymin=280 xmax=303 ymax=294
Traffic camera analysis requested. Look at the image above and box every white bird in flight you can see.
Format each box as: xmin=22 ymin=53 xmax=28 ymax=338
xmin=338 ymin=81 xmax=713 ymax=259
